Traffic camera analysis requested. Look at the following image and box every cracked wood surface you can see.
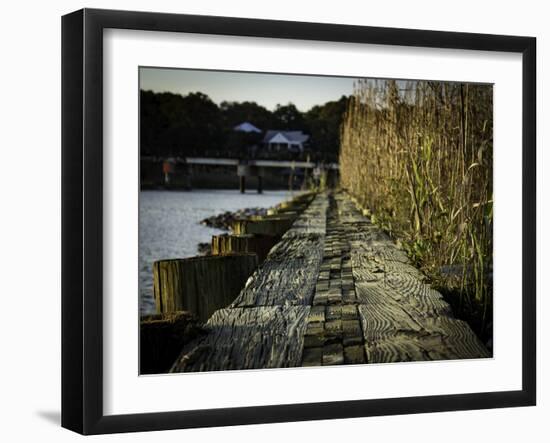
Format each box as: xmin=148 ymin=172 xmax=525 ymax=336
xmin=230 ymin=194 xmax=327 ymax=307
xmin=171 ymin=306 xmax=310 ymax=372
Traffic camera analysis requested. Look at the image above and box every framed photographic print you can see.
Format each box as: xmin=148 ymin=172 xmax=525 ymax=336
xmin=61 ymin=8 xmax=536 ymax=435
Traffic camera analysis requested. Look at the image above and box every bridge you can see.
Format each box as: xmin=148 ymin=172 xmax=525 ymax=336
xmin=183 ymin=157 xmax=339 ymax=169
xmin=154 ymin=156 xmax=339 ymax=193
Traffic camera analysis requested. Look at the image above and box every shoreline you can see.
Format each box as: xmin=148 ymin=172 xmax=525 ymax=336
xmin=139 ymin=190 xmax=293 ymax=315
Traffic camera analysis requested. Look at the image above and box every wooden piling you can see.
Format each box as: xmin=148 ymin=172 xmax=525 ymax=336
xmin=239 ymin=176 xmax=246 ymax=193
xmin=232 ymin=216 xmax=295 ymax=236
xmin=153 ymin=254 xmax=258 ymax=322
xmin=140 ymin=311 xmax=204 ymax=374
xmin=211 ymin=234 xmax=278 ymax=263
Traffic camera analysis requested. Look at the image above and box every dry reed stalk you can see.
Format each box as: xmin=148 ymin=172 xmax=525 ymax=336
xmin=340 ymin=79 xmax=493 ymax=333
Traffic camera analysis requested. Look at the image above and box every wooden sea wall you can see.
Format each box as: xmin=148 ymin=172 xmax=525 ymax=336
xmin=143 ymin=191 xmax=316 ymax=372
xmin=211 ymin=192 xmax=315 ymax=264
xmin=151 ymin=192 xmax=314 ymax=323
xmin=170 ymin=191 xmax=489 ymax=373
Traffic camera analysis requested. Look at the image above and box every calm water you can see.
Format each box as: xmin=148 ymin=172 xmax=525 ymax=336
xmin=139 ymin=189 xmax=293 ymax=315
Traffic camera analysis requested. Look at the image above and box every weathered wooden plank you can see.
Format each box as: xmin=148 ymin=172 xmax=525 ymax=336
xmin=352 ymin=268 xmax=450 ymax=319
xmin=358 ymin=318 xmax=489 ymax=362
xmin=384 ymin=272 xmax=453 ymax=318
xmin=355 ymin=274 xmax=452 ymax=337
xmin=229 ymin=193 xmax=328 ymax=307
xmin=170 ymin=306 xmax=310 ymax=372
xmin=285 ymin=194 xmax=328 ymax=235
xmin=230 ymin=233 xmax=324 ymax=306
xmin=421 ymin=316 xmax=491 ymax=359
xmin=356 ymin=284 xmax=489 ymax=362
xmin=355 ymin=282 xmax=425 ymax=338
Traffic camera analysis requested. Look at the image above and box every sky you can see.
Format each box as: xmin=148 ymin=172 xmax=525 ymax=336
xmin=139 ymin=67 xmax=358 ymax=112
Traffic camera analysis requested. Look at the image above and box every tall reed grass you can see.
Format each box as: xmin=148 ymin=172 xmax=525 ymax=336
xmin=340 ymin=79 xmax=493 ymax=340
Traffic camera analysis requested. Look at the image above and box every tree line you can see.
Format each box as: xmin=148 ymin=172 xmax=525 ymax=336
xmin=140 ymin=90 xmax=349 ymax=162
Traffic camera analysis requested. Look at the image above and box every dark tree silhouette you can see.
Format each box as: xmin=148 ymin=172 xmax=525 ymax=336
xmin=140 ymin=90 xmax=349 ymax=162
xmin=220 ymin=101 xmax=275 ymax=131
xmin=304 ymin=95 xmax=350 ymax=162
xmin=140 ymin=90 xmax=223 ymax=158
xmin=273 ymin=103 xmax=305 ymax=130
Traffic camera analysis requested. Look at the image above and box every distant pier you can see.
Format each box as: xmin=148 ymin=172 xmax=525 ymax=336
xmin=141 ymin=156 xmax=339 ymax=192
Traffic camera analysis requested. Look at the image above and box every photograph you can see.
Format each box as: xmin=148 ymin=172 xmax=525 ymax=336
xmin=138 ymin=68 xmax=493 ymax=374
xmin=0 ymin=0 xmax=543 ymax=439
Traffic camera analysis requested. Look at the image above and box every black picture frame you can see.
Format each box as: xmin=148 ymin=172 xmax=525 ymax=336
xmin=61 ymin=8 xmax=536 ymax=435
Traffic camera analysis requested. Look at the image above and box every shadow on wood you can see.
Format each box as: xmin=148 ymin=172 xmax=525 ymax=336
xmin=140 ymin=311 xmax=205 ymax=374
xmin=211 ymin=234 xmax=279 ymax=264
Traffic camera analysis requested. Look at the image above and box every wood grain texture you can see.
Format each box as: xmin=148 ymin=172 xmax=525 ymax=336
xmin=211 ymin=234 xmax=278 ymax=263
xmin=167 ymin=191 xmax=489 ymax=373
xmin=153 ymin=254 xmax=258 ymax=322
xmin=230 ymin=233 xmax=325 ymax=306
xmin=230 ymin=194 xmax=328 ymax=307
xmin=170 ymin=193 xmax=325 ymax=373
xmin=358 ymin=302 xmax=489 ymax=362
xmin=285 ymin=193 xmax=328 ymax=235
xmin=170 ymin=306 xmax=310 ymax=372
xmin=354 ymin=258 xmax=488 ymax=361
